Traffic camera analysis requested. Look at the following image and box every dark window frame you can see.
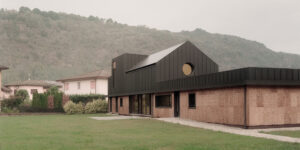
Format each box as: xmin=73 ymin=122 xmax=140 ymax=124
xmin=120 ymin=98 xmax=123 ymax=107
xmin=155 ymin=94 xmax=172 ymax=108
xmin=31 ymin=89 xmax=38 ymax=94
xmin=188 ymin=93 xmax=196 ymax=109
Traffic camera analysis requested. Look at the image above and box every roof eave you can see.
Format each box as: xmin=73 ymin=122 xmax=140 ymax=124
xmin=57 ymin=76 xmax=109 ymax=82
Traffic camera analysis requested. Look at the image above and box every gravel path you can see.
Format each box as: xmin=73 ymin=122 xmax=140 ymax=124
xmin=156 ymin=118 xmax=300 ymax=143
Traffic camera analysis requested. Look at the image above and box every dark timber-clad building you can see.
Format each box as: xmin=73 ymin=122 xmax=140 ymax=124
xmin=108 ymin=41 xmax=300 ymax=128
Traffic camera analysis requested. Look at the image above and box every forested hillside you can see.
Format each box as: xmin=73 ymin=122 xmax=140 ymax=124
xmin=1 ymin=7 xmax=300 ymax=84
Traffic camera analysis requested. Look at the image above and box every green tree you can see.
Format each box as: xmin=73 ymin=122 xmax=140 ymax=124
xmin=46 ymin=86 xmax=60 ymax=95
xmin=15 ymin=89 xmax=29 ymax=101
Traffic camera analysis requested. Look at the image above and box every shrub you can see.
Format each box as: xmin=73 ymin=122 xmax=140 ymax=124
xmin=85 ymin=100 xmax=108 ymax=114
xmin=45 ymin=86 xmax=64 ymax=111
xmin=18 ymin=99 xmax=33 ymax=112
xmin=15 ymin=89 xmax=29 ymax=101
xmin=46 ymin=86 xmax=59 ymax=95
xmin=69 ymin=94 xmax=106 ymax=104
xmin=53 ymin=92 xmax=63 ymax=111
xmin=63 ymin=101 xmax=84 ymax=114
xmin=1 ymin=107 xmax=19 ymax=113
xmin=0 ymin=97 xmax=22 ymax=110
xmin=32 ymin=93 xmax=48 ymax=111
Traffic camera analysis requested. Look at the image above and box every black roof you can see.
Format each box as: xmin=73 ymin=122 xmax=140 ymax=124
xmin=108 ymin=41 xmax=300 ymax=97
xmin=128 ymin=42 xmax=185 ymax=72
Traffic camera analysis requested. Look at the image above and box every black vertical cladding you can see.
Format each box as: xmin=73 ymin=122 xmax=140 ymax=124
xmin=109 ymin=41 xmax=300 ymax=97
xmin=156 ymin=41 xmax=218 ymax=82
xmin=109 ymin=41 xmax=218 ymax=96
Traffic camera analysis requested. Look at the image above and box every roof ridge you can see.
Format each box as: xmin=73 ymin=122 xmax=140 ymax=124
xmin=127 ymin=41 xmax=188 ymax=72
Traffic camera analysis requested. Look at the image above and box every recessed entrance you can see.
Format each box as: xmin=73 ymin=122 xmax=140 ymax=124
xmin=129 ymin=94 xmax=151 ymax=115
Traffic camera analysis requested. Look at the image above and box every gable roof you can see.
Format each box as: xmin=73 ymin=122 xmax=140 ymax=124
xmin=0 ymin=65 xmax=8 ymax=70
xmin=5 ymin=80 xmax=62 ymax=88
xmin=57 ymin=70 xmax=111 ymax=82
xmin=127 ymin=41 xmax=186 ymax=72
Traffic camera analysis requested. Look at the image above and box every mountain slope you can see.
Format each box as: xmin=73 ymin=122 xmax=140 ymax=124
xmin=0 ymin=7 xmax=300 ymax=84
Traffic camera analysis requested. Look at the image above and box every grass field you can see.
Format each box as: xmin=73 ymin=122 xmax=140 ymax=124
xmin=263 ymin=130 xmax=300 ymax=139
xmin=0 ymin=114 xmax=300 ymax=150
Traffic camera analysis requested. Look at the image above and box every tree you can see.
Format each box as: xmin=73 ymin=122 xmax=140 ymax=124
xmin=15 ymin=89 xmax=29 ymax=101
xmin=19 ymin=7 xmax=31 ymax=14
xmin=46 ymin=86 xmax=60 ymax=95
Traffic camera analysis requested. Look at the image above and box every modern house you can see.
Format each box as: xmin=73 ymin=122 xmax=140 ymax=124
xmin=108 ymin=41 xmax=300 ymax=128
xmin=0 ymin=65 xmax=9 ymax=100
xmin=5 ymin=80 xmax=62 ymax=100
xmin=57 ymin=70 xmax=110 ymax=96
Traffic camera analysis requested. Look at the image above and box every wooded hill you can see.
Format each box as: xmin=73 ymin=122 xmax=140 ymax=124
xmin=1 ymin=7 xmax=300 ymax=84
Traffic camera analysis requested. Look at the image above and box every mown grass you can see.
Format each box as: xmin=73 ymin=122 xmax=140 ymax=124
xmin=0 ymin=114 xmax=300 ymax=150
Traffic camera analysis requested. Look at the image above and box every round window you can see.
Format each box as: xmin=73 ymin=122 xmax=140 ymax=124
xmin=182 ymin=63 xmax=193 ymax=76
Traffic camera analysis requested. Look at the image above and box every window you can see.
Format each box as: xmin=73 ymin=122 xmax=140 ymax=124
xmin=155 ymin=95 xmax=171 ymax=107
xmin=77 ymin=82 xmax=81 ymax=89
xmin=188 ymin=93 xmax=196 ymax=108
xmin=31 ymin=89 xmax=38 ymax=94
xmin=64 ymin=83 xmax=69 ymax=91
xmin=120 ymin=98 xmax=123 ymax=107
xmin=90 ymin=80 xmax=96 ymax=89
xmin=182 ymin=63 xmax=194 ymax=76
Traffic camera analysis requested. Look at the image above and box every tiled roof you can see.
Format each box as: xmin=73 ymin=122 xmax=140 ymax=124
xmin=5 ymin=80 xmax=62 ymax=88
xmin=57 ymin=70 xmax=111 ymax=82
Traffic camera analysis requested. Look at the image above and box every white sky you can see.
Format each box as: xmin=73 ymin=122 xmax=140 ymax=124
xmin=1 ymin=0 xmax=300 ymax=54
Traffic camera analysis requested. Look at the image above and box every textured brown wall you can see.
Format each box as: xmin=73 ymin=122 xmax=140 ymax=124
xmin=118 ymin=96 xmax=129 ymax=115
xmin=111 ymin=97 xmax=116 ymax=113
xmin=180 ymin=88 xmax=245 ymax=126
xmin=152 ymin=93 xmax=174 ymax=118
xmin=247 ymin=86 xmax=300 ymax=126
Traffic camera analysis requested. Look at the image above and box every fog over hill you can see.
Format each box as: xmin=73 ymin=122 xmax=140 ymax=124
xmin=1 ymin=7 xmax=300 ymax=84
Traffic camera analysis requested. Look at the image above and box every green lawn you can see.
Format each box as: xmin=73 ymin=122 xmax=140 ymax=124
xmin=263 ymin=130 xmax=300 ymax=138
xmin=0 ymin=114 xmax=300 ymax=150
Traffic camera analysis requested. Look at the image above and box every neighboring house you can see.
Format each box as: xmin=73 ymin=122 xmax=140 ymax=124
xmin=1 ymin=86 xmax=12 ymax=99
xmin=108 ymin=41 xmax=300 ymax=128
xmin=0 ymin=65 xmax=9 ymax=100
xmin=5 ymin=80 xmax=62 ymax=100
xmin=57 ymin=70 xmax=110 ymax=96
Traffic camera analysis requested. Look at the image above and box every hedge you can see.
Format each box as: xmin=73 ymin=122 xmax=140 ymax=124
xmin=32 ymin=93 xmax=48 ymax=111
xmin=0 ymin=97 xmax=22 ymax=109
xmin=53 ymin=92 xmax=63 ymax=111
xmin=69 ymin=94 xmax=106 ymax=104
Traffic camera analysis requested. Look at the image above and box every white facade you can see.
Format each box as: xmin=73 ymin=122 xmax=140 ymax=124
xmin=61 ymin=78 xmax=108 ymax=96
xmin=6 ymin=85 xmax=46 ymax=100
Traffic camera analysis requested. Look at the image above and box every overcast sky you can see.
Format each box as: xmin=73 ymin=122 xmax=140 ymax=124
xmin=1 ymin=0 xmax=299 ymax=54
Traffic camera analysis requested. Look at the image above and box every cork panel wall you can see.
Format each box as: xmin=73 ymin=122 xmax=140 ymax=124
xmin=152 ymin=93 xmax=174 ymax=118
xmin=247 ymin=87 xmax=300 ymax=126
xmin=118 ymin=96 xmax=129 ymax=115
xmin=180 ymin=87 xmax=245 ymax=126
xmin=111 ymin=97 xmax=116 ymax=113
